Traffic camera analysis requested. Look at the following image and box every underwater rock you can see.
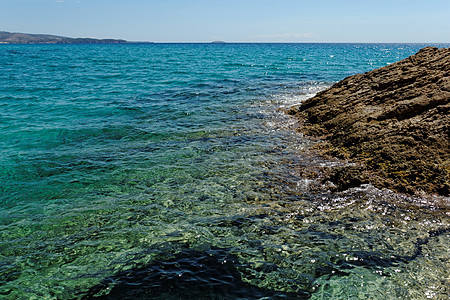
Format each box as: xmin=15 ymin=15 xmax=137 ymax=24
xmin=82 ymin=247 xmax=309 ymax=299
xmin=289 ymin=47 xmax=450 ymax=195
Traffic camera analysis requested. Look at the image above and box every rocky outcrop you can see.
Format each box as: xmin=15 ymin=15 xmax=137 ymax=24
xmin=289 ymin=47 xmax=449 ymax=196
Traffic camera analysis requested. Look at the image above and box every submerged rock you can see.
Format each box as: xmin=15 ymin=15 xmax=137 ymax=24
xmin=289 ymin=47 xmax=449 ymax=196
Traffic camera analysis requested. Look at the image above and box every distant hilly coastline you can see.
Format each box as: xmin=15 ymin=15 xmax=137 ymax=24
xmin=0 ymin=31 xmax=150 ymax=44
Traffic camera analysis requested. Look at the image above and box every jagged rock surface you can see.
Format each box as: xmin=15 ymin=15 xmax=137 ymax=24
xmin=289 ymin=47 xmax=449 ymax=195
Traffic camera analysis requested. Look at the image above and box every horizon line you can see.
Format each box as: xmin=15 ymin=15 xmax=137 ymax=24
xmin=2 ymin=41 xmax=449 ymax=45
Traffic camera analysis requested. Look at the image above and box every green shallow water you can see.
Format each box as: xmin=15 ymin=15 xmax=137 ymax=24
xmin=0 ymin=43 xmax=449 ymax=299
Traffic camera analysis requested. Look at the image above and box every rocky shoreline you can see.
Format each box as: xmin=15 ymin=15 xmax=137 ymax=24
xmin=288 ymin=47 xmax=449 ymax=196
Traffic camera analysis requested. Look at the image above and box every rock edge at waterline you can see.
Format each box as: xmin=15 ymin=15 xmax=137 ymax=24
xmin=288 ymin=47 xmax=449 ymax=196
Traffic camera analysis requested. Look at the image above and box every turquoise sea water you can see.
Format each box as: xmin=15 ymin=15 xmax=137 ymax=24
xmin=1 ymin=43 xmax=449 ymax=299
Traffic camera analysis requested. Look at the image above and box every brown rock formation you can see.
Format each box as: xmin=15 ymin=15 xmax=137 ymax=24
xmin=289 ymin=47 xmax=450 ymax=196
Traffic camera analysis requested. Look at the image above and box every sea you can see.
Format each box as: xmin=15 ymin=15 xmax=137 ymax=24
xmin=1 ymin=43 xmax=449 ymax=299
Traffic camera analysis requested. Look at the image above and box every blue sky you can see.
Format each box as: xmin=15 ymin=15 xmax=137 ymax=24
xmin=1 ymin=0 xmax=449 ymax=42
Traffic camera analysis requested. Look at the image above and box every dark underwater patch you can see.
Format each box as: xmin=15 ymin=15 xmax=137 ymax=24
xmin=82 ymin=247 xmax=310 ymax=299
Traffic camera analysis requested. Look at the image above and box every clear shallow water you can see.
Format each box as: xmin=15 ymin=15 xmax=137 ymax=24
xmin=0 ymin=43 xmax=449 ymax=299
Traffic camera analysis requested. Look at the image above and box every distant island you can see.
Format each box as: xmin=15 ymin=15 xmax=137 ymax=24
xmin=0 ymin=31 xmax=143 ymax=44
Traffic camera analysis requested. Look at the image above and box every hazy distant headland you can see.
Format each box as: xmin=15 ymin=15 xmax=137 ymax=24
xmin=0 ymin=31 xmax=153 ymax=44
